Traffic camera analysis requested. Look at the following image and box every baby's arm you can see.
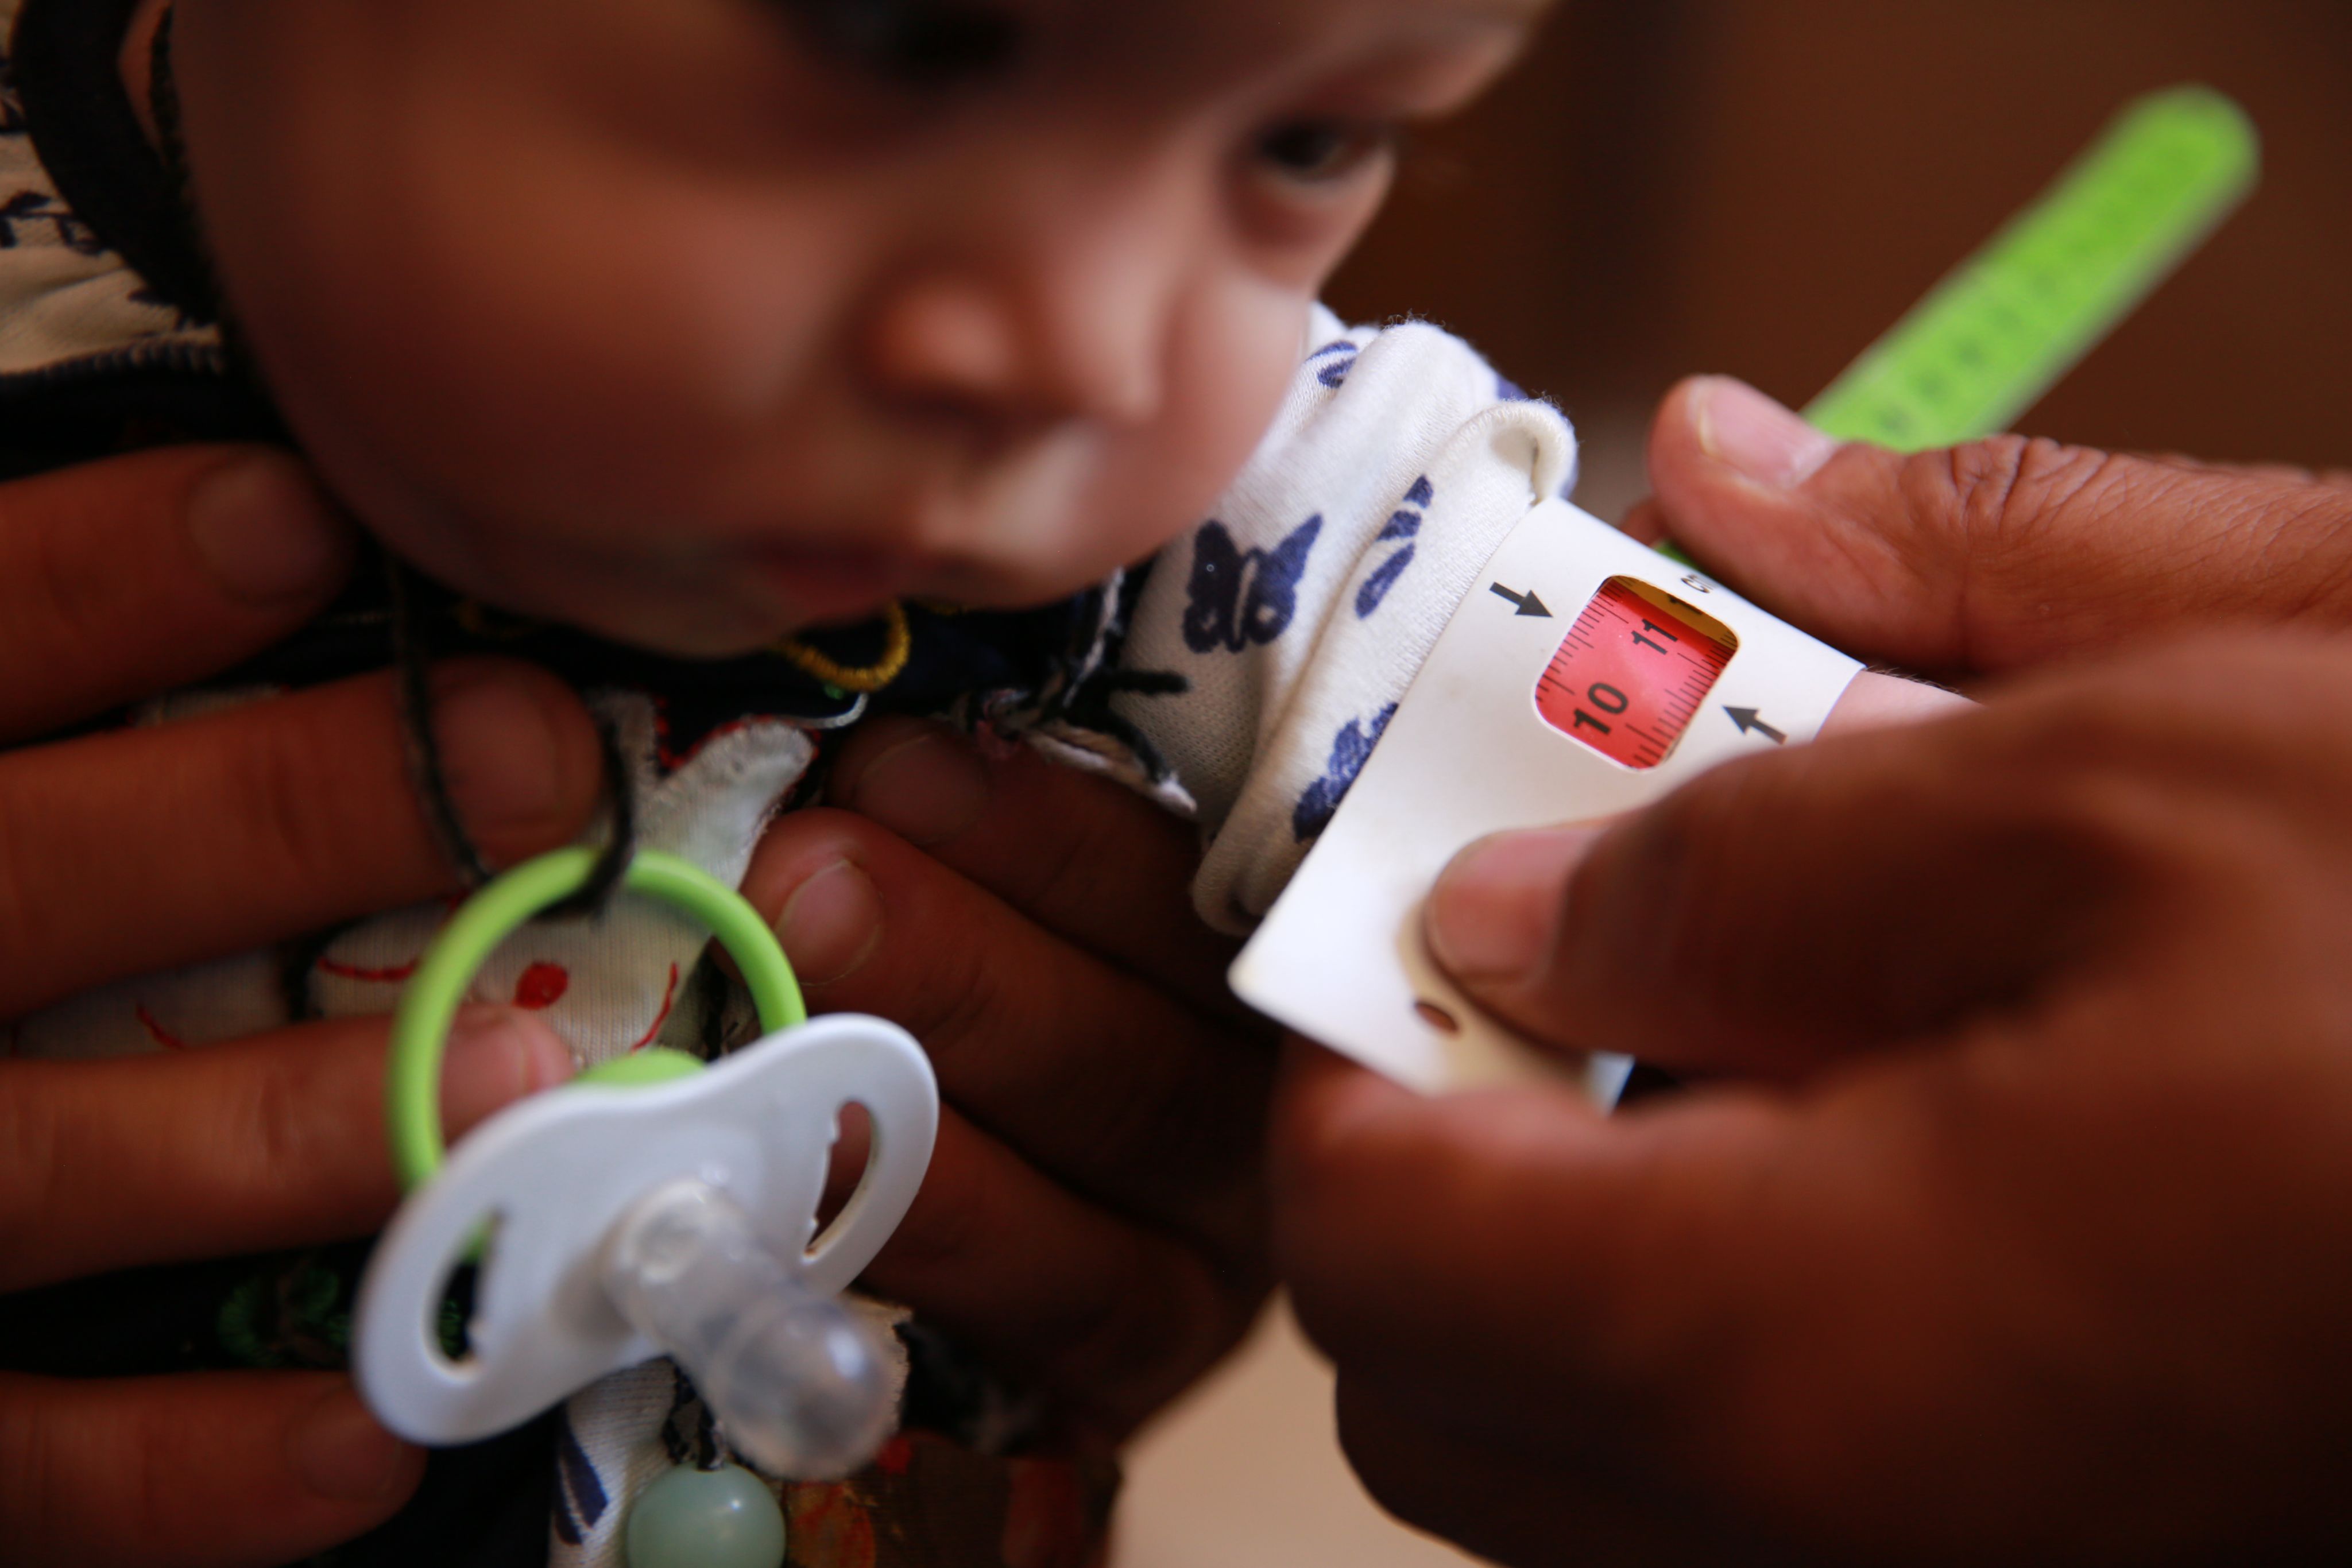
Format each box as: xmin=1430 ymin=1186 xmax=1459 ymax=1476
xmin=1104 ymin=312 xmax=1968 ymax=934
xmin=1110 ymin=308 xmax=1580 ymax=932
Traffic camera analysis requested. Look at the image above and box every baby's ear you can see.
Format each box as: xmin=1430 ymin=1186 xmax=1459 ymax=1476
xmin=1821 ymin=671 xmax=1972 ymax=737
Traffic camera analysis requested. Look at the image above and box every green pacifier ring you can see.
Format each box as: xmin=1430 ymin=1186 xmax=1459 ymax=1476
xmin=386 ymin=847 xmax=807 ymax=1193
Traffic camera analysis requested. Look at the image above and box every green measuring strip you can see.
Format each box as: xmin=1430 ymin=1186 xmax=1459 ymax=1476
xmin=1804 ymin=86 xmax=2259 ymax=451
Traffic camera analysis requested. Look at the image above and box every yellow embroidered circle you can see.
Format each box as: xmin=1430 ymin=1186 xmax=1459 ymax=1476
xmin=771 ymin=601 xmax=913 ymax=694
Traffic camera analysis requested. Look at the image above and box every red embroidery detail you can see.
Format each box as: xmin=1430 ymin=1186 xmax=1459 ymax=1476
xmin=316 ymin=955 xmax=420 ymax=984
xmin=628 ymin=963 xmax=682 ymax=1052
xmin=649 ymin=695 xmax=675 ymax=769
xmin=134 ymin=1003 xmax=189 ymax=1050
xmin=1001 ymin=1458 xmax=1098 ymax=1568
xmin=651 ymin=702 xmax=799 ymax=773
xmin=512 ymin=962 xmax=570 ymax=1010
xmin=786 ymin=1484 xmax=876 ymax=1568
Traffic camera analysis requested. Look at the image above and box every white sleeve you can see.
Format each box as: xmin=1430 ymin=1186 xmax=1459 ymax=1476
xmin=1112 ymin=315 xmax=1578 ymax=934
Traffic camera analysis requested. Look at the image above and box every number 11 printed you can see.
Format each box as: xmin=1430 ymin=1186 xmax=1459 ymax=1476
xmin=1535 ymin=577 xmax=1738 ymax=769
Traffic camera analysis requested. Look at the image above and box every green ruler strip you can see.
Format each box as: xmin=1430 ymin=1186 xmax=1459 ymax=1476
xmin=1803 ymin=85 xmax=2260 ymax=451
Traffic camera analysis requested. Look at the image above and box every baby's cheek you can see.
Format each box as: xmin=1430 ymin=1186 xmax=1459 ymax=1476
xmin=1116 ymin=280 xmax=1315 ymax=541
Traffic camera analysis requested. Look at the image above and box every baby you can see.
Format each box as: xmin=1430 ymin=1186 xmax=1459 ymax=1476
xmin=0 ymin=0 xmax=1941 ymax=1563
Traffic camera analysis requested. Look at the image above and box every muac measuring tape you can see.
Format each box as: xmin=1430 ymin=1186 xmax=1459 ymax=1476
xmin=354 ymin=847 xmax=940 ymax=1565
xmin=1623 ymin=83 xmax=2262 ymax=778
xmin=1807 ymin=84 xmax=2258 ymax=451
xmin=1583 ymin=88 xmax=2260 ymax=784
xmin=1236 ymin=86 xmax=2262 ymax=1097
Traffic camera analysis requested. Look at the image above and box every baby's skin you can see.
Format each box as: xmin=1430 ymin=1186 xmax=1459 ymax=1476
xmin=140 ymin=0 xmax=1946 ymax=896
xmin=148 ymin=0 xmax=1547 ymax=655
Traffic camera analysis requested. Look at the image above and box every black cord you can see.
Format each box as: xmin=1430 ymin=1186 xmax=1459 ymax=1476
xmin=387 ymin=552 xmax=497 ymax=890
xmin=547 ymin=714 xmax=635 ymax=922
xmin=385 ymin=551 xmax=640 ymax=917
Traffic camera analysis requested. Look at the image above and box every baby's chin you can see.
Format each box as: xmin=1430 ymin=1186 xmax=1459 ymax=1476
xmin=483 ymin=570 xmax=885 ymax=662
xmin=437 ymin=536 xmax=1108 ymax=662
xmin=379 ymin=534 xmax=797 ymax=659
xmin=357 ymin=452 xmax=1192 ymax=660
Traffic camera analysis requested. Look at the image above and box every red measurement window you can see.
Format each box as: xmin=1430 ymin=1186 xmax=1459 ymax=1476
xmin=1535 ymin=577 xmax=1737 ymax=768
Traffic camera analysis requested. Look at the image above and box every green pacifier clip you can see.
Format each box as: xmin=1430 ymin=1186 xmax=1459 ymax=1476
xmin=382 ymin=846 xmax=814 ymax=1568
xmin=385 ymin=845 xmax=807 ymax=1191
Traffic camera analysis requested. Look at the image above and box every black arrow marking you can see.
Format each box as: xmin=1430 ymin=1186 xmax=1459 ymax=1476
xmin=1726 ymin=707 xmax=1787 ymax=745
xmin=1489 ymin=583 xmax=1553 ymax=618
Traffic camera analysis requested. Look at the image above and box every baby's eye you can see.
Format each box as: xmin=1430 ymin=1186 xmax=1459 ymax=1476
xmin=1254 ymin=118 xmax=1397 ymax=185
xmin=773 ymin=0 xmax=1023 ymax=88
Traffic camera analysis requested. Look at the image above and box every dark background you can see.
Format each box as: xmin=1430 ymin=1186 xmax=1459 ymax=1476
xmin=1327 ymin=1 xmax=2352 ymax=509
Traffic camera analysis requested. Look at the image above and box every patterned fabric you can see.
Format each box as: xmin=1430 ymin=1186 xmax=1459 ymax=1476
xmin=543 ymin=1350 xmax=1114 ymax=1568
xmin=0 ymin=0 xmax=217 ymax=379
xmin=1112 ymin=304 xmax=1580 ymax=933
xmin=16 ymin=690 xmax=813 ymax=1062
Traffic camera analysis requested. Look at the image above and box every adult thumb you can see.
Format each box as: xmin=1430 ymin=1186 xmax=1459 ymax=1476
xmin=1423 ymin=686 xmax=2130 ymax=1079
xmin=1626 ymin=376 xmax=2352 ymax=679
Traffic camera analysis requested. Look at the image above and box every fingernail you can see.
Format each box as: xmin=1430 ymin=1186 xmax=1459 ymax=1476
xmin=430 ymin=665 xmax=573 ymax=833
xmin=440 ymin=1005 xmax=574 ymax=1135
xmin=1695 ymin=377 xmax=1839 ymax=489
xmin=1426 ymin=828 xmax=1602 ymax=982
xmin=186 ymin=452 xmax=353 ymax=607
xmin=290 ymin=1383 xmax=416 ymax=1503
xmin=834 ymin=721 xmax=989 ymax=846
xmin=774 ymin=858 xmax=884 ymax=985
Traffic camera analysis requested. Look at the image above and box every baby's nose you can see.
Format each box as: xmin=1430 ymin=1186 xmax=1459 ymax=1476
xmin=859 ymin=258 xmax=1167 ymax=430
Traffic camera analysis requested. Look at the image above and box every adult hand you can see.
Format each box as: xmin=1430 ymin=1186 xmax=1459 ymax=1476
xmin=1275 ymin=381 xmax=2352 ymax=1565
xmin=0 ymin=445 xmax=599 ymax=1568
xmin=1621 ymin=375 xmax=2352 ymax=679
xmin=745 ymin=717 xmax=1278 ymax=1443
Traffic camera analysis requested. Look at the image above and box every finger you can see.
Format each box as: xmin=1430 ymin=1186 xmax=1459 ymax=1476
xmin=744 ymin=808 xmax=1270 ymax=1254
xmin=1272 ymin=1019 xmax=2352 ymax=1566
xmin=0 ymin=1371 xmax=423 ymax=1568
xmin=1270 ymin=1042 xmax=1985 ymax=1546
xmin=1422 ymin=682 xmax=2140 ymax=1078
xmin=0 ymin=1008 xmax=571 ymax=1291
xmin=861 ymin=1105 xmax=1263 ymax=1440
xmin=1273 ymin=1044 xmax=1753 ymax=1461
xmin=1642 ymin=375 xmax=2352 ymax=676
xmin=1331 ymin=1378 xmax=1763 ymax=1568
xmin=827 ymin=717 xmax=1260 ymax=1031
xmin=0 ymin=659 xmax=601 ymax=1017
xmin=1359 ymin=669 xmax=1967 ymax=1083
xmin=0 ymin=446 xmax=353 ymax=743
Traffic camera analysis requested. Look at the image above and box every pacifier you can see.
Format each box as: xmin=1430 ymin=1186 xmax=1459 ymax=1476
xmin=354 ymin=847 xmax=938 ymax=1490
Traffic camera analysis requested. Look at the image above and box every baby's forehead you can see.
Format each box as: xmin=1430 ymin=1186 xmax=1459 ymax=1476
xmin=1098 ymin=0 xmax=1548 ymax=44
xmin=837 ymin=0 xmax=1550 ymax=69
xmin=977 ymin=0 xmax=1552 ymax=109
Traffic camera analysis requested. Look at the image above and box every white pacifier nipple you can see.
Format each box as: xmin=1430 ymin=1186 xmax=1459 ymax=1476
xmin=604 ymin=1178 xmax=896 ymax=1479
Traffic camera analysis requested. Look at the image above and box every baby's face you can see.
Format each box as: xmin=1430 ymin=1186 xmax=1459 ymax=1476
xmin=169 ymin=0 xmax=1539 ymax=655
